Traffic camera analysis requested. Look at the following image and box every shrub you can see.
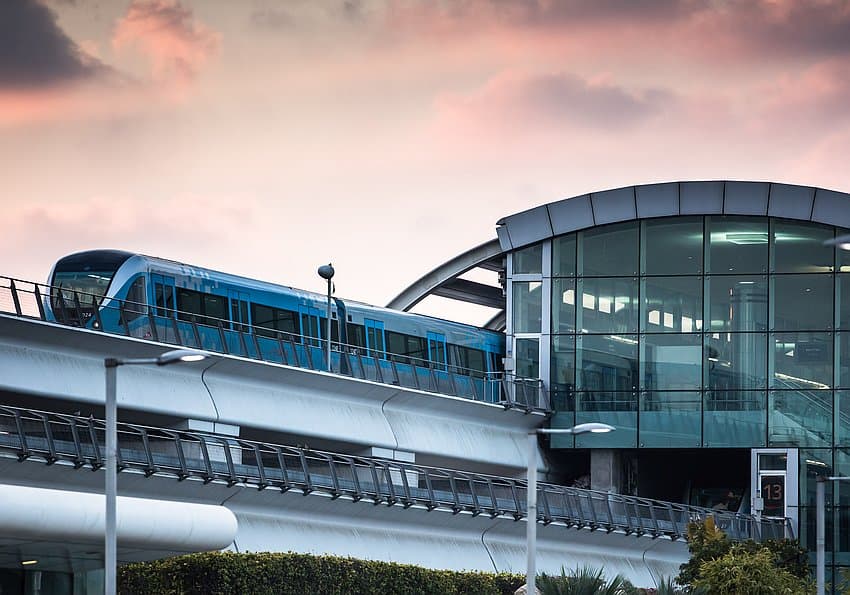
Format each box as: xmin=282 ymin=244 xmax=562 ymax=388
xmin=536 ymin=565 xmax=640 ymax=595
xmin=118 ymin=551 xmax=524 ymax=595
xmin=691 ymin=546 xmax=813 ymax=594
xmin=676 ymin=518 xmax=809 ymax=591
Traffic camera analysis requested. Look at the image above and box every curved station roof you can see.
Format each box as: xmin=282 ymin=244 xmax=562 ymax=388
xmin=388 ymin=180 xmax=850 ymax=330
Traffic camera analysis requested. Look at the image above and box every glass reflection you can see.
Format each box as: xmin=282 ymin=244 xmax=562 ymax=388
xmin=772 ymin=220 xmax=834 ymax=273
xmin=512 ymin=281 xmax=542 ymax=333
xmin=703 ymin=391 xmax=766 ymax=447
xmin=577 ymin=277 xmax=638 ymax=334
xmin=552 ymin=278 xmax=576 ymax=333
xmin=769 ymin=390 xmax=831 ymax=447
xmin=513 ymin=244 xmax=543 ymax=275
xmin=838 ymin=274 xmax=850 ymax=330
xmin=772 ymin=274 xmax=833 ymax=331
xmin=576 ymin=334 xmax=638 ymax=392
xmin=705 ymin=332 xmax=767 ymax=390
xmin=642 ymin=333 xmax=702 ymax=390
xmin=640 ymin=391 xmax=701 ymax=447
xmin=553 ymin=235 xmax=576 ymax=277
xmin=772 ymin=331 xmax=833 ymax=389
xmin=515 ymin=337 xmax=539 ymax=378
xmin=580 ymin=221 xmax=638 ymax=277
xmin=707 ymin=216 xmax=768 ymax=274
xmin=707 ymin=276 xmax=767 ymax=332
xmin=642 ymin=276 xmax=702 ymax=333
xmin=641 ymin=217 xmax=703 ymax=275
xmin=551 ymin=335 xmax=575 ymax=411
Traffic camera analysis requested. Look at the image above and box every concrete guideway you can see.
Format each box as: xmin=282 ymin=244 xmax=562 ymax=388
xmin=0 ymin=313 xmax=544 ymax=475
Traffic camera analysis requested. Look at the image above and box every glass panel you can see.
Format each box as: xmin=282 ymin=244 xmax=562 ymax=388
xmin=551 ymin=278 xmax=576 ymax=333
xmin=576 ymin=277 xmax=638 ymax=334
xmin=707 ymin=216 xmax=768 ymax=274
xmin=576 ymin=334 xmax=638 ymax=392
xmin=552 ymin=234 xmax=576 ymax=277
xmin=579 ymin=221 xmax=638 ymax=277
xmin=837 ymin=333 xmax=850 ymax=388
xmin=512 ymin=281 xmax=542 ymax=333
xmin=835 ymin=450 xmax=850 ymax=564
xmin=513 ymin=244 xmax=542 ymax=275
xmin=641 ymin=276 xmax=702 ymax=333
xmin=642 ymin=333 xmax=702 ymax=390
xmin=773 ymin=220 xmax=834 ymax=273
xmin=703 ymin=390 xmax=766 ymax=447
xmin=838 ymin=274 xmax=850 ymax=330
xmin=551 ymin=335 xmax=575 ymax=411
xmin=515 ymin=337 xmax=539 ymax=378
xmin=769 ymin=390 xmax=832 ymax=447
xmin=549 ymin=412 xmax=576 ymax=448
xmin=838 ymin=392 xmax=850 ymax=446
xmin=575 ymin=392 xmax=637 ymax=448
xmin=706 ymin=275 xmax=767 ymax=332
xmin=772 ymin=274 xmax=833 ymax=331
xmin=641 ymin=217 xmax=703 ymax=275
xmin=772 ymin=331 xmax=833 ymax=389
xmin=639 ymin=391 xmax=701 ymax=447
xmin=705 ymin=332 xmax=767 ymax=390
xmin=800 ymin=449 xmax=832 ymax=508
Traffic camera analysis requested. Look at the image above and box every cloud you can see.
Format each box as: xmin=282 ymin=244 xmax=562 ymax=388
xmin=113 ymin=0 xmax=220 ymax=84
xmin=0 ymin=0 xmax=105 ymax=89
xmin=435 ymin=70 xmax=675 ymax=144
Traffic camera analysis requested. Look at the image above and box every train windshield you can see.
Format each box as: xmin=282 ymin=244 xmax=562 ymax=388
xmin=50 ymin=251 xmax=132 ymax=319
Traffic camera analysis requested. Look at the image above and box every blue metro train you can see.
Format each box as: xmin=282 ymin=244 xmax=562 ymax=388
xmin=47 ymin=250 xmax=505 ymax=379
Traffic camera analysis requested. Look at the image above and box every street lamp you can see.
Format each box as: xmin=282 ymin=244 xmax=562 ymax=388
xmin=317 ymin=263 xmax=335 ymax=372
xmin=816 ymin=475 xmax=850 ymax=595
xmin=526 ymin=422 xmax=615 ymax=595
xmin=103 ymin=348 xmax=209 ymax=595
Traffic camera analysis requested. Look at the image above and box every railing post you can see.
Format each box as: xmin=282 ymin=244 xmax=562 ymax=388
xmin=9 ymin=280 xmax=22 ymax=316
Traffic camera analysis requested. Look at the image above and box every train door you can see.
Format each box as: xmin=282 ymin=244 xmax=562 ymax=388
xmin=228 ymin=290 xmax=250 ymax=332
xmin=151 ymin=274 xmax=176 ymax=317
xmin=299 ymin=304 xmax=322 ymax=345
xmin=427 ymin=332 xmax=447 ymax=371
xmin=751 ymin=448 xmax=798 ymax=538
xmin=227 ymin=290 xmax=251 ymax=356
xmin=364 ymin=319 xmax=385 ymax=359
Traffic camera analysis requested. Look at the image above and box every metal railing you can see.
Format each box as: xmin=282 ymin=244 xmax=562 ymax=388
xmin=0 ymin=405 xmax=792 ymax=542
xmin=0 ymin=276 xmax=547 ymax=412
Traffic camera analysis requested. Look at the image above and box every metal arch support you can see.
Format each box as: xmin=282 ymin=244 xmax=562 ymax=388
xmin=386 ymin=239 xmax=505 ymax=312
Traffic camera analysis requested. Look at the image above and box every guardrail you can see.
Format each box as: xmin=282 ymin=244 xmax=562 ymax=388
xmin=0 ymin=405 xmax=791 ymax=542
xmin=0 ymin=276 xmax=548 ymax=412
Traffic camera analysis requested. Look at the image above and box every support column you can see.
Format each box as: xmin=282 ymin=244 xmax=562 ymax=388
xmin=590 ymin=449 xmax=622 ymax=493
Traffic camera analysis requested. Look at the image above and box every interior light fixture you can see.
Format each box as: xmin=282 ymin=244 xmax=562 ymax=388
xmin=21 ymin=560 xmax=37 ymax=566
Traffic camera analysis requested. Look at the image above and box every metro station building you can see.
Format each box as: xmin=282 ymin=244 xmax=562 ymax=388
xmin=4 ymin=179 xmax=850 ymax=591
xmin=490 ymin=181 xmax=850 ymax=573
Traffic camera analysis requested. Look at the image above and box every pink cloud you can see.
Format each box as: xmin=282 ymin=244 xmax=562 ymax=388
xmin=113 ymin=0 xmax=220 ymax=85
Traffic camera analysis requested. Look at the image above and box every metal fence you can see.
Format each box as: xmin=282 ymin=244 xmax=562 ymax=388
xmin=0 ymin=405 xmax=792 ymax=542
xmin=0 ymin=276 xmax=548 ymax=412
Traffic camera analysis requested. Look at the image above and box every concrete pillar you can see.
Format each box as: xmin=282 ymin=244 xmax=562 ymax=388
xmin=590 ymin=449 xmax=622 ymax=493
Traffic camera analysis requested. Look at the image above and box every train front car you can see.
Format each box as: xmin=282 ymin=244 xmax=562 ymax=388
xmin=47 ymin=250 xmax=141 ymax=329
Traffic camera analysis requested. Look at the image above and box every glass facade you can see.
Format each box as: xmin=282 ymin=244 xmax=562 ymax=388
xmin=506 ymin=216 xmax=843 ymax=450
xmin=505 ymin=208 xmax=850 ymax=587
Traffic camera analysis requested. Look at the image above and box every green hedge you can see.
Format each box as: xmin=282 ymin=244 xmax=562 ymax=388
xmin=119 ymin=552 xmax=524 ymax=595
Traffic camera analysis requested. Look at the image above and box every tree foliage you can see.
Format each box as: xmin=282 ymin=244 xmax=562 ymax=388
xmin=676 ymin=519 xmax=811 ymax=593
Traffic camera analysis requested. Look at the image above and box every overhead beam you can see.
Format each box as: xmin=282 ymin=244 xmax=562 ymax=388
xmin=432 ymin=279 xmax=504 ymax=310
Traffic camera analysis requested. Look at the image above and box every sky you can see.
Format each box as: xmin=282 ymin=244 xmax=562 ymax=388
xmin=3 ymin=0 xmax=850 ymax=325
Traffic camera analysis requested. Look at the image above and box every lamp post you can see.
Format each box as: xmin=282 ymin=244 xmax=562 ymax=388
xmin=103 ymin=348 xmax=209 ymax=595
xmin=816 ymin=475 xmax=850 ymax=595
xmin=317 ymin=263 xmax=335 ymax=372
xmin=526 ymin=422 xmax=615 ymax=595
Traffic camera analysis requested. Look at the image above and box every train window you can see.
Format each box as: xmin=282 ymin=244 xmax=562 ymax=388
xmin=453 ymin=345 xmax=486 ymax=376
xmin=347 ymin=324 xmax=366 ymax=348
xmin=122 ymin=277 xmax=146 ymax=323
xmin=387 ymin=331 xmax=427 ymax=365
xmin=176 ymin=288 xmax=202 ymax=322
xmin=203 ymin=294 xmax=227 ymax=326
xmin=251 ymin=304 xmax=299 ymax=338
